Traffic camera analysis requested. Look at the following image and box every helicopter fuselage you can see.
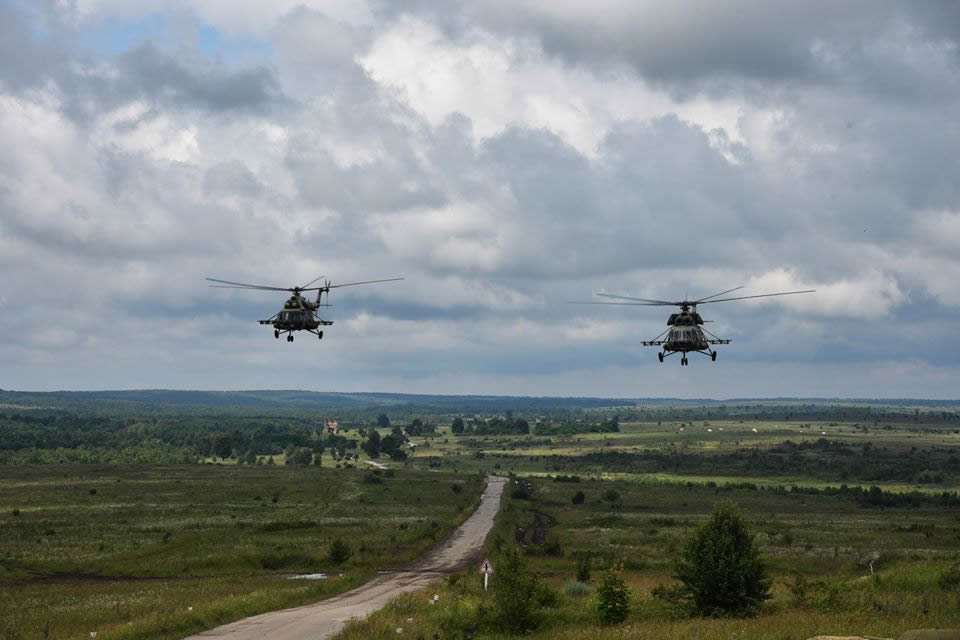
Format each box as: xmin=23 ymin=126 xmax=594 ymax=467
xmin=258 ymin=295 xmax=332 ymax=341
xmin=642 ymin=307 xmax=730 ymax=365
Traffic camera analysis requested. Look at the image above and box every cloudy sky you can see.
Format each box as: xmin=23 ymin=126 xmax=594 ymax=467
xmin=2 ymin=1 xmax=959 ymax=398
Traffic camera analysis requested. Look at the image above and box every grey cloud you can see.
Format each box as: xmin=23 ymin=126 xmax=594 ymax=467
xmin=373 ymin=1 xmax=959 ymax=99
xmin=112 ymin=43 xmax=284 ymax=114
xmin=204 ymin=161 xmax=264 ymax=198
xmin=4 ymin=1 xmax=960 ymax=396
xmin=0 ymin=3 xmax=287 ymax=121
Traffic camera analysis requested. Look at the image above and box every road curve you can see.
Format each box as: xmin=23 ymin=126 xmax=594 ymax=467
xmin=185 ymin=475 xmax=507 ymax=640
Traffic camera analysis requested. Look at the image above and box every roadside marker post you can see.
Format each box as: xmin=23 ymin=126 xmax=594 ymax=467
xmin=480 ymin=559 xmax=494 ymax=591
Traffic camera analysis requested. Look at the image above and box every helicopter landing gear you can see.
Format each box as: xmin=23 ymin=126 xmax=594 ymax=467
xmin=711 ymin=351 xmax=717 ymax=362
xmin=274 ymin=330 xmax=280 ymax=339
xmin=681 ymin=357 xmax=688 ymax=366
xmin=317 ymin=331 xmax=323 ymax=340
xmin=287 ymin=334 xmax=294 ymax=342
xmin=658 ymin=352 xmax=664 ymax=363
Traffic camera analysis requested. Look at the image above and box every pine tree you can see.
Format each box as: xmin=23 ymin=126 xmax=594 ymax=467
xmin=596 ymin=561 xmax=630 ymax=623
xmin=674 ymin=500 xmax=771 ymax=616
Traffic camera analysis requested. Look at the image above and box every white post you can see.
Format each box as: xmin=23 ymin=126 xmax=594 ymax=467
xmin=484 ymin=573 xmax=489 ymax=591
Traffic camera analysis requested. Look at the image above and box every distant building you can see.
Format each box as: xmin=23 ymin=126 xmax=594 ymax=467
xmin=323 ymin=417 xmax=339 ymax=434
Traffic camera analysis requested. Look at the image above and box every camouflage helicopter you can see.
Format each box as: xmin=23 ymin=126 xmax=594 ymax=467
xmin=207 ymin=275 xmax=403 ymax=342
xmin=574 ymin=286 xmax=814 ymax=365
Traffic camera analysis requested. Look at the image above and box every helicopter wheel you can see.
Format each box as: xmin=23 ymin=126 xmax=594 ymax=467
xmin=318 ymin=331 xmax=323 ymax=340
xmin=274 ymin=330 xmax=279 ymax=339
xmin=658 ymin=352 xmax=664 ymax=363
xmin=287 ymin=334 xmax=294 ymax=342
xmin=681 ymin=357 xmax=688 ymax=366
xmin=711 ymin=352 xmax=717 ymax=362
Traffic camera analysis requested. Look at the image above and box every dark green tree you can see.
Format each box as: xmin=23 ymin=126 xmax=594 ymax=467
xmin=494 ymin=547 xmax=540 ymax=632
xmin=571 ymin=490 xmax=586 ymax=504
xmin=575 ymin=552 xmax=591 ymax=583
xmin=362 ymin=431 xmax=381 ymax=458
xmin=596 ymin=562 xmax=630 ymax=623
xmin=211 ymin=433 xmax=233 ymax=459
xmin=451 ymin=417 xmax=465 ymax=434
xmin=673 ymin=500 xmax=771 ymax=617
xmin=376 ymin=413 xmax=390 ymax=428
xmin=381 ymin=434 xmax=404 ymax=458
xmin=327 ymin=539 xmax=352 ymax=564
xmin=286 ymin=447 xmax=313 ymax=465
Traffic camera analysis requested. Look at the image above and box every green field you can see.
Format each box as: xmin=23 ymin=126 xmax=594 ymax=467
xmin=0 ymin=465 xmax=483 ymax=640
xmin=333 ymin=415 xmax=960 ymax=640
xmin=1 ymin=394 xmax=959 ymax=639
xmin=335 ymin=476 xmax=960 ymax=640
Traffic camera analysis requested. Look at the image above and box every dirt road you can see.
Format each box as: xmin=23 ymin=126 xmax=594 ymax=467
xmin=186 ymin=475 xmax=507 ymax=640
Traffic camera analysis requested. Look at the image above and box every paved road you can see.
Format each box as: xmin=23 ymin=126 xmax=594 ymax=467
xmin=186 ymin=475 xmax=507 ymax=640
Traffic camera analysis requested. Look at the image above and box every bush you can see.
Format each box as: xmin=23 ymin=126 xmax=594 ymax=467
xmin=493 ymin=547 xmax=540 ymax=632
xmin=571 ymin=490 xmax=585 ymax=505
xmin=327 ymin=539 xmax=352 ymax=565
xmin=596 ymin=562 xmax=630 ymax=624
xmin=511 ymin=486 xmax=532 ymax=500
xmin=673 ymin=500 xmax=771 ymax=617
xmin=575 ymin=552 xmax=591 ymax=583
xmin=564 ymin=580 xmax=592 ymax=597
xmin=602 ymin=489 xmax=620 ymax=503
xmin=939 ymin=563 xmax=960 ymax=591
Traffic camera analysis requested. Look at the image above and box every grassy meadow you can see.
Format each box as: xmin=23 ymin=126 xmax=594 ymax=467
xmin=2 ymin=396 xmax=959 ymax=640
xmin=335 ymin=475 xmax=960 ymax=640
xmin=0 ymin=465 xmax=483 ymax=640
xmin=334 ymin=416 xmax=960 ymax=639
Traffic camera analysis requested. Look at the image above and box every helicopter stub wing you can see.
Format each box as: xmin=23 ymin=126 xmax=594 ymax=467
xmin=705 ymin=339 xmax=732 ymax=344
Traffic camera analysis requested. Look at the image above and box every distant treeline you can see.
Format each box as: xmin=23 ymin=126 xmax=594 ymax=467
xmin=0 ymin=410 xmax=335 ymax=464
xmin=533 ymin=418 xmax=620 ymax=436
xmin=529 ymin=439 xmax=960 ymax=486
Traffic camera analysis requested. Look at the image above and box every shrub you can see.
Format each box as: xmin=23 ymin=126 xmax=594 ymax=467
xmin=541 ymin=537 xmax=564 ymax=557
xmin=596 ymin=562 xmax=630 ymax=624
xmin=571 ymin=490 xmax=585 ymax=505
xmin=327 ymin=539 xmax=352 ymax=565
xmin=511 ymin=486 xmax=532 ymax=500
xmin=493 ymin=547 xmax=540 ymax=632
xmin=576 ymin=552 xmax=591 ymax=583
xmin=602 ymin=489 xmax=620 ymax=503
xmin=673 ymin=500 xmax=771 ymax=617
xmin=534 ymin=581 xmax=559 ymax=608
xmin=939 ymin=563 xmax=960 ymax=591
xmin=564 ymin=580 xmax=591 ymax=597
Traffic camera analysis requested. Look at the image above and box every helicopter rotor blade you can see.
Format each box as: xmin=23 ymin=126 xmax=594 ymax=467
xmin=327 ymin=277 xmax=404 ymax=289
xmin=692 ymin=286 xmax=745 ymax=304
xmin=300 ymin=275 xmax=326 ymax=289
xmin=569 ymin=301 xmax=667 ymax=306
xmin=206 ymin=277 xmax=291 ymax=292
xmin=595 ymin=293 xmax=677 ymax=305
xmin=696 ymin=289 xmax=816 ymax=304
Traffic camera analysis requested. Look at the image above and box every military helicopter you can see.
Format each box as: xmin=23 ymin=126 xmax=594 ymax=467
xmin=206 ymin=275 xmax=403 ymax=342
xmin=574 ymin=286 xmax=814 ymax=365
